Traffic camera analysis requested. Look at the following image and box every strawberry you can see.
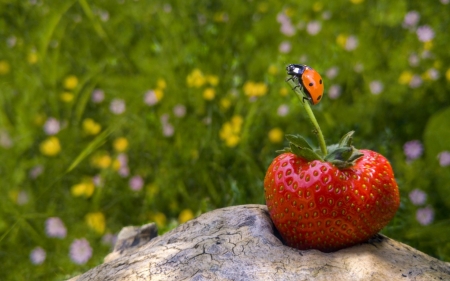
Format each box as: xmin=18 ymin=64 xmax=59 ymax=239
xmin=264 ymin=132 xmax=400 ymax=252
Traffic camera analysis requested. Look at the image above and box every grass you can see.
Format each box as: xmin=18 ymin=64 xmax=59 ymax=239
xmin=1 ymin=0 xmax=450 ymax=280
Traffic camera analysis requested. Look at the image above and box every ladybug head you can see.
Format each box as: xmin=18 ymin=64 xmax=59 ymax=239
xmin=286 ymin=64 xmax=306 ymax=76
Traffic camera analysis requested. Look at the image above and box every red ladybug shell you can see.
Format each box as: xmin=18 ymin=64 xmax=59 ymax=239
xmin=301 ymin=67 xmax=324 ymax=105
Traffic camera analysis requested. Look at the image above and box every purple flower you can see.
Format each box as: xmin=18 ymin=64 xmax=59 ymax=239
xmin=409 ymin=75 xmax=423 ymax=88
xmin=17 ymin=190 xmax=29 ymax=205
xmin=426 ymin=68 xmax=439 ymax=80
xmin=441 ymin=0 xmax=449 ymax=4
xmin=279 ymin=41 xmax=291 ymax=53
xmin=280 ymin=20 xmax=295 ymax=36
xmin=173 ymin=104 xmax=187 ymax=118
xmin=162 ymin=123 xmax=174 ymax=137
xmin=325 ymin=67 xmax=339 ymax=79
xmin=306 ymin=21 xmax=321 ymax=35
xmin=276 ymin=12 xmax=289 ymax=24
xmin=109 ymin=99 xmax=126 ymax=115
xmin=119 ymin=166 xmax=129 ymax=177
xmin=416 ymin=206 xmax=434 ymax=226
xmin=438 ymin=151 xmax=450 ymax=167
xmin=416 ymin=25 xmax=435 ymax=42
xmin=69 ymin=238 xmax=92 ymax=265
xmin=144 ymin=90 xmax=158 ymax=106
xmin=160 ymin=113 xmax=170 ymax=124
xmin=322 ymin=11 xmax=331 ymax=20
xmin=408 ymin=53 xmax=420 ymax=67
xmin=30 ymin=247 xmax=46 ymax=265
xmin=99 ymin=10 xmax=109 ymax=22
xmin=369 ymin=80 xmax=384 ymax=95
xmin=102 ymin=233 xmax=117 ymax=247
xmin=402 ymin=11 xmax=420 ymax=29
xmin=353 ymin=63 xmax=364 ymax=73
xmin=129 ymin=175 xmax=144 ymax=191
xmin=117 ymin=153 xmax=129 ymax=177
xmin=403 ymin=140 xmax=423 ymax=161
xmin=29 ymin=165 xmax=44 ymax=179
xmin=163 ymin=4 xmax=172 ymax=13
xmin=328 ymin=84 xmax=341 ymax=100
xmin=345 ymin=36 xmax=358 ymax=51
xmin=277 ymin=104 xmax=289 ymax=117
xmin=43 ymin=118 xmax=61 ymax=135
xmin=91 ymin=89 xmax=105 ymax=103
xmin=45 ymin=217 xmax=67 ymax=238
xmin=93 ymin=174 xmax=103 ymax=187
xmin=0 ymin=130 xmax=13 ymax=148
xmin=409 ymin=189 xmax=427 ymax=205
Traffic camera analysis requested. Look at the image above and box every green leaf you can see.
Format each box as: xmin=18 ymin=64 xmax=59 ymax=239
xmin=66 ymin=125 xmax=116 ymax=173
xmin=325 ymin=146 xmax=353 ymax=162
xmin=290 ymin=143 xmax=323 ymax=162
xmin=286 ymin=134 xmax=313 ymax=150
xmin=338 ymin=131 xmax=355 ymax=148
xmin=276 ymin=147 xmax=292 ymax=154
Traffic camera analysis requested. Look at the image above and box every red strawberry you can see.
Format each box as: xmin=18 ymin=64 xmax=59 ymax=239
xmin=264 ymin=132 xmax=400 ymax=252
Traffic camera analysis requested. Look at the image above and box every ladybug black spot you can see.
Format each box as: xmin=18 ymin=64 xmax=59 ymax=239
xmin=319 ymin=79 xmax=323 ymax=84
xmin=309 ymin=82 xmax=314 ymax=86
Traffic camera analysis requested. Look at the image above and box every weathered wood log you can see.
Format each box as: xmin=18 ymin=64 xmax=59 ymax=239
xmin=68 ymin=204 xmax=450 ymax=281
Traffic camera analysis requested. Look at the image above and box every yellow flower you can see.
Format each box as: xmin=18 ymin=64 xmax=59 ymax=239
xmin=350 ymin=0 xmax=364 ymax=4
xmin=231 ymin=115 xmax=243 ymax=128
xmin=219 ymin=115 xmax=243 ymax=147
xmin=39 ymin=136 xmax=61 ymax=156
xmin=220 ymin=98 xmax=231 ymax=110
xmin=187 ymin=69 xmax=206 ymax=88
xmin=0 ymin=60 xmax=10 ymax=75
xmin=336 ymin=34 xmax=348 ymax=48
xmin=178 ymin=209 xmax=194 ymax=224
xmin=34 ymin=114 xmax=46 ymax=126
xmin=279 ymin=88 xmax=289 ymax=96
xmin=156 ymin=78 xmax=166 ymax=90
xmin=268 ymin=65 xmax=278 ymax=76
xmin=213 ymin=12 xmax=227 ymax=22
xmin=424 ymin=41 xmax=433 ymax=50
xmin=243 ymin=81 xmax=268 ymax=97
xmin=27 ymin=51 xmax=38 ymax=64
xmin=398 ymin=71 xmax=413 ymax=85
xmin=206 ymin=75 xmax=219 ymax=86
xmin=111 ymin=158 xmax=121 ymax=171
xmin=71 ymin=179 xmax=95 ymax=198
xmin=268 ymin=128 xmax=284 ymax=143
xmin=8 ymin=190 xmax=18 ymax=203
xmin=91 ymin=153 xmax=112 ymax=169
xmin=203 ymin=88 xmax=216 ymax=100
xmin=60 ymin=92 xmax=74 ymax=103
xmin=146 ymin=183 xmax=159 ymax=197
xmin=285 ymin=8 xmax=295 ymax=17
xmin=82 ymin=118 xmax=101 ymax=135
xmin=64 ymin=75 xmax=78 ymax=90
xmin=257 ymin=2 xmax=269 ymax=13
xmin=154 ymin=88 xmax=164 ymax=102
xmin=446 ymin=68 xmax=450 ymax=81
xmin=313 ymin=2 xmax=324 ymax=12
xmin=151 ymin=212 xmax=167 ymax=228
xmin=85 ymin=212 xmax=106 ymax=234
xmin=113 ymin=137 xmax=129 ymax=152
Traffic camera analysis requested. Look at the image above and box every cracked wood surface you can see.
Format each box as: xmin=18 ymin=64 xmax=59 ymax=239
xmin=68 ymin=204 xmax=450 ymax=281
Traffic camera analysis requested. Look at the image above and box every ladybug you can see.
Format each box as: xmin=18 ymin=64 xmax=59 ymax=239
xmin=286 ymin=64 xmax=324 ymax=105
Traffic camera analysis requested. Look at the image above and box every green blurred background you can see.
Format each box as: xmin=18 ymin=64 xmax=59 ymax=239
xmin=1 ymin=0 xmax=450 ymax=279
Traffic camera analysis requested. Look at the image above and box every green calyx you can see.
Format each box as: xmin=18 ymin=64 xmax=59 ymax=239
xmin=278 ymin=131 xmax=364 ymax=169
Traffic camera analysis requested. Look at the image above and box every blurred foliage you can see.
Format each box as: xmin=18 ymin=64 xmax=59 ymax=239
xmin=0 ymin=0 xmax=450 ymax=280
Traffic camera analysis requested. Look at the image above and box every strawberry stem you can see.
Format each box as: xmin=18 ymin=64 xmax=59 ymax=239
xmin=286 ymin=79 xmax=328 ymax=156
